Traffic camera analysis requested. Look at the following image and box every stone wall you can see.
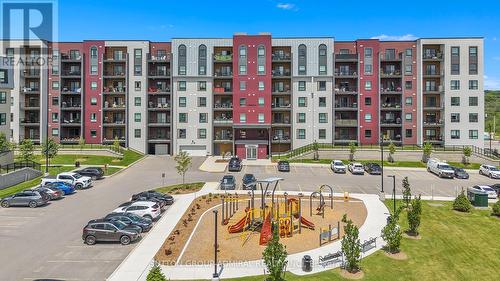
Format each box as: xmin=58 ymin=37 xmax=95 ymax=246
xmin=0 ymin=167 xmax=43 ymax=190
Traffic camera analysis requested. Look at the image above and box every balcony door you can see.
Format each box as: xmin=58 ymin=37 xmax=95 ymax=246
xmin=246 ymin=145 xmax=257 ymax=160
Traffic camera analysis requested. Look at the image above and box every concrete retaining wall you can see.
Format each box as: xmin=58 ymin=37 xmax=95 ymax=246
xmin=0 ymin=150 xmax=14 ymax=166
xmin=14 ymin=149 xmax=123 ymax=157
xmin=0 ymin=167 xmax=42 ymax=190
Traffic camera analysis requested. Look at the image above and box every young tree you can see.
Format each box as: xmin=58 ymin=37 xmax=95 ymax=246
xmin=18 ymin=139 xmax=35 ymax=162
xmin=78 ymin=136 xmax=86 ymax=151
xmin=341 ymin=217 xmax=361 ymax=273
xmin=263 ymin=224 xmax=288 ymax=281
xmin=113 ymin=136 xmax=121 ymax=153
xmin=387 ymin=141 xmax=396 ymax=163
xmin=422 ymin=142 xmax=433 ymax=162
xmin=0 ymin=132 xmax=13 ymax=152
xmin=492 ymin=200 xmax=500 ymax=217
xmin=381 ymin=208 xmax=402 ymax=254
xmin=146 ymin=262 xmax=167 ymax=281
xmin=462 ymin=146 xmax=472 ymax=165
xmin=407 ymin=195 xmax=422 ymax=236
xmin=42 ymin=138 xmax=60 ymax=166
xmin=453 ymin=189 xmax=472 ymax=212
xmin=402 ymin=177 xmax=412 ymax=208
xmin=312 ymin=140 xmax=319 ymax=161
xmin=348 ymin=142 xmax=357 ymax=161
xmin=174 ymin=151 xmax=192 ymax=184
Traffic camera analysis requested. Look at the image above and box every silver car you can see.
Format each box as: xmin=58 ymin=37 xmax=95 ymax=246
xmin=33 ymin=186 xmax=63 ymax=200
xmin=1 ymin=190 xmax=49 ymax=208
xmin=331 ymin=160 xmax=346 ymax=173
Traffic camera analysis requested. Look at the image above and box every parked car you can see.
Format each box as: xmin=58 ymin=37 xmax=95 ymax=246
xmin=75 ymin=167 xmax=104 ymax=180
xmin=479 ymin=164 xmax=500 ymax=179
xmin=112 ymin=201 xmax=161 ymax=221
xmin=242 ymin=174 xmax=257 ymax=190
xmin=364 ymin=163 xmax=382 ymax=175
xmin=450 ymin=166 xmax=469 ymax=179
xmin=488 ymin=184 xmax=500 ymax=196
xmin=228 ymin=157 xmax=242 ymax=172
xmin=104 ymin=213 xmax=153 ymax=232
xmin=33 ymin=186 xmax=63 ymax=200
xmin=131 ymin=191 xmax=174 ymax=206
xmin=82 ymin=219 xmax=141 ymax=245
xmin=330 ymin=160 xmax=346 ymax=173
xmin=471 ymin=185 xmax=498 ymax=199
xmin=44 ymin=182 xmax=75 ymax=195
xmin=220 ymin=175 xmax=236 ymax=190
xmin=1 ymin=190 xmax=49 ymax=208
xmin=426 ymin=158 xmax=454 ymax=178
xmin=348 ymin=163 xmax=365 ymax=175
xmin=41 ymin=172 xmax=92 ymax=189
xmin=277 ymin=160 xmax=290 ymax=172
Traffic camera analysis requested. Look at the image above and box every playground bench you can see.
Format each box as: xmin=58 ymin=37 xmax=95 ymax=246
xmin=361 ymin=237 xmax=377 ymax=253
xmin=319 ymin=250 xmax=343 ymax=267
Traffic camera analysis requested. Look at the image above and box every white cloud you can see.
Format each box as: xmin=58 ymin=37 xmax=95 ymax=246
xmin=371 ymin=34 xmax=418 ymax=41
xmin=276 ymin=3 xmax=297 ymax=10
xmin=484 ymin=75 xmax=500 ymax=90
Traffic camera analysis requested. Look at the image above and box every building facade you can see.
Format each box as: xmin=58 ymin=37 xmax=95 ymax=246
xmin=0 ymin=34 xmax=484 ymax=158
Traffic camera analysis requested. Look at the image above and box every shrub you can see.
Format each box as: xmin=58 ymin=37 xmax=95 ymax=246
xmin=262 ymin=223 xmax=287 ymax=281
xmin=422 ymin=142 xmax=433 ymax=162
xmin=453 ymin=190 xmax=472 ymax=212
xmin=147 ymin=262 xmax=166 ymax=281
xmin=402 ymin=177 xmax=412 ymax=208
xmin=387 ymin=141 xmax=396 ymax=163
xmin=462 ymin=146 xmax=472 ymax=165
xmin=492 ymin=200 xmax=500 ymax=217
xmin=341 ymin=217 xmax=361 ymax=273
xmin=349 ymin=142 xmax=357 ymax=161
xmin=381 ymin=209 xmax=402 ymax=254
xmin=407 ymin=195 xmax=422 ymax=235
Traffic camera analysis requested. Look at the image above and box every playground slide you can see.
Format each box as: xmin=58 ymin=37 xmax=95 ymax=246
xmin=259 ymin=213 xmax=272 ymax=246
xmin=292 ymin=214 xmax=315 ymax=230
xmin=228 ymin=214 xmax=248 ymax=233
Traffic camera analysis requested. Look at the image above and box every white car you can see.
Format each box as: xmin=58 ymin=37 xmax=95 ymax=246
xmin=348 ymin=163 xmax=364 ymax=175
xmin=331 ymin=160 xmax=346 ymax=173
xmin=112 ymin=201 xmax=161 ymax=220
xmin=479 ymin=164 xmax=500 ymax=179
xmin=471 ymin=185 xmax=498 ymax=199
xmin=41 ymin=172 xmax=92 ymax=189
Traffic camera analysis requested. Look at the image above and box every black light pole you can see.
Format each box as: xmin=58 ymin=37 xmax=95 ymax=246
xmin=45 ymin=100 xmax=49 ymax=174
xmin=489 ymin=124 xmax=492 ymax=157
xmin=387 ymin=175 xmax=396 ymax=214
xmin=213 ymin=210 xmax=219 ymax=278
xmin=380 ymin=136 xmax=384 ymax=193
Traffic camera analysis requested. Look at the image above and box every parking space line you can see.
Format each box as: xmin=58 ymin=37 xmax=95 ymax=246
xmin=47 ymin=259 xmax=123 ymax=263
xmin=0 ymin=216 xmax=36 ymax=219
xmin=297 ymin=183 xmax=303 ymax=192
xmin=24 ymin=278 xmax=82 ymax=281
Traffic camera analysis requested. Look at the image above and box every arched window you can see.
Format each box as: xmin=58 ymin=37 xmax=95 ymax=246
xmin=178 ymin=44 xmax=187 ymax=75
xmin=257 ymin=45 xmax=265 ymax=74
xmin=198 ymin=44 xmax=207 ymax=75
xmin=318 ymin=44 xmax=327 ymax=75
xmin=298 ymin=44 xmax=307 ymax=75
xmin=90 ymin=46 xmax=98 ymax=75
xmin=238 ymin=45 xmax=247 ymax=75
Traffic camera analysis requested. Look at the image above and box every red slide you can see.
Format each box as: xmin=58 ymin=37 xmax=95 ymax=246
xmin=299 ymin=216 xmax=315 ymax=230
xmin=228 ymin=214 xmax=248 ymax=233
xmin=259 ymin=213 xmax=272 ymax=246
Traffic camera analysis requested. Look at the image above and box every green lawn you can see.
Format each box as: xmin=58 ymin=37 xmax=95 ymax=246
xmin=221 ymin=200 xmax=500 ymax=281
xmin=31 ymin=149 xmax=143 ymax=167
xmin=104 ymin=167 xmax=122 ymax=176
xmin=282 ymin=159 xmax=482 ymax=169
xmin=0 ymin=166 xmax=74 ymax=198
xmin=155 ymin=182 xmax=205 ymax=195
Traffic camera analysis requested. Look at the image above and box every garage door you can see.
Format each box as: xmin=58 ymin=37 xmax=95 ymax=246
xmin=155 ymin=144 xmax=169 ymax=155
xmin=179 ymin=145 xmax=207 ymax=156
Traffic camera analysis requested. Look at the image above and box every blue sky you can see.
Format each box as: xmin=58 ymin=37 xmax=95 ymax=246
xmin=57 ymin=0 xmax=500 ymax=89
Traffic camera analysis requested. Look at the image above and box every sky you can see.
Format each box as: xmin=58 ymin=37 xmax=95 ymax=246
xmin=55 ymin=0 xmax=500 ymax=89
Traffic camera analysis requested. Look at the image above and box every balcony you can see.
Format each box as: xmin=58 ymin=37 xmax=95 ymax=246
xmin=103 ymin=119 xmax=126 ymax=126
xmin=20 ymin=102 xmax=40 ymax=110
xmin=61 ymin=54 xmax=82 ymax=62
xmin=147 ymin=86 xmax=170 ymax=94
xmin=147 ymin=53 xmax=171 ymax=62
xmin=334 ymin=103 xmax=358 ymax=111
xmin=334 ymin=70 xmax=358 ymax=78
xmin=272 ymin=115 xmax=291 ymax=126
xmin=214 ymin=130 xmax=233 ymax=142
xmin=272 ymin=53 xmax=291 ymax=62
xmin=103 ymin=71 xmax=126 ymax=78
xmin=61 ymin=87 xmax=82 ymax=95
xmin=148 ymin=102 xmax=170 ymax=110
xmin=380 ymin=69 xmax=402 ymax=78
xmin=271 ymin=135 xmax=291 ymax=143
xmin=22 ymin=69 xmax=40 ymax=78
xmin=103 ymin=102 xmax=126 ymax=110
xmin=380 ymin=86 xmax=402 ymax=95
xmin=213 ymin=54 xmax=233 ymax=63
xmin=423 ymin=85 xmax=444 ymax=94
xmin=213 ymin=102 xmax=233 ymax=110
xmin=60 ymin=119 xmax=82 ymax=126
xmin=61 ymin=102 xmax=82 ymax=110
xmin=272 ymin=103 xmax=291 ymax=110
xmin=423 ymin=103 xmax=444 ymax=110
xmin=20 ymin=118 xmax=40 ymax=126
xmin=334 ymin=87 xmax=358 ymax=95
xmin=213 ymin=117 xmax=233 ymax=126
xmin=335 ymin=119 xmax=358 ymax=127
xmin=214 ymin=69 xmax=232 ymax=78
xmin=380 ymin=103 xmax=402 ymax=110
xmin=380 ymin=52 xmax=402 ymax=62
xmin=423 ymin=70 xmax=444 ymax=78
xmin=213 ymin=87 xmax=232 ymax=94
xmin=148 ymin=70 xmax=170 ymax=78
xmin=21 ymin=87 xmax=40 ymax=94
xmin=422 ymin=51 xmax=443 ymax=62
xmin=335 ymin=54 xmax=358 ymax=62
xmin=423 ymin=119 xmax=444 ymax=127
xmin=380 ymin=119 xmax=402 ymax=127
xmin=103 ymin=54 xmax=127 ymax=62
xmin=272 ymin=69 xmax=291 ymax=78
xmin=148 ymin=119 xmax=171 ymax=127
xmin=60 ymin=70 xmax=81 ymax=77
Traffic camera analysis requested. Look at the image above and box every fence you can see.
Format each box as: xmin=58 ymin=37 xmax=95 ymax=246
xmin=1 ymin=160 xmax=41 ymax=174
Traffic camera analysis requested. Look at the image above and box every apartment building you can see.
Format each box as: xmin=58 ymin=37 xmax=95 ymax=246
xmin=0 ymin=34 xmax=484 ymax=158
xmin=0 ymin=57 xmax=13 ymax=139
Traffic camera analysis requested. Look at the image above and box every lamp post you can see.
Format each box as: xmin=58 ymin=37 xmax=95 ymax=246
xmin=212 ymin=210 xmax=219 ymax=279
xmin=489 ymin=124 xmax=492 ymax=157
xmin=380 ymin=136 xmax=384 ymax=193
xmin=387 ymin=175 xmax=396 ymax=214
xmin=45 ymin=100 xmax=49 ymax=174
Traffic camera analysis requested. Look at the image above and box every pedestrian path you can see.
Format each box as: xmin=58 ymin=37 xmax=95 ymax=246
xmin=199 ymin=156 xmax=227 ymax=172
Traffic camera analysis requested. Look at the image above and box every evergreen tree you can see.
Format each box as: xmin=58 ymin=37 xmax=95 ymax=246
xmin=263 ymin=224 xmax=288 ymax=281
xmin=146 ymin=262 xmax=166 ymax=281
xmin=407 ymin=195 xmax=422 ymax=236
xmin=341 ymin=217 xmax=361 ymax=273
xmin=402 ymin=177 xmax=412 ymax=208
xmin=381 ymin=208 xmax=402 ymax=254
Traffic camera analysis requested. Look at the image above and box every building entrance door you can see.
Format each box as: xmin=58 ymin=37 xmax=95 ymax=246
xmin=246 ymin=145 xmax=257 ymax=160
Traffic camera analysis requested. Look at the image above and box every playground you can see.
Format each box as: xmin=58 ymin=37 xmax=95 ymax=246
xmin=155 ymin=178 xmax=368 ymax=265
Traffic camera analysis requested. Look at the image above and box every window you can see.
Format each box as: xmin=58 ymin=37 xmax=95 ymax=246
xmin=450 ymin=80 xmax=460 ymax=90
xmin=198 ymin=45 xmax=207 ymax=75
xmin=90 ymin=113 xmax=96 ymax=122
xmin=91 ymin=81 xmax=97 ymax=90
xmin=451 ymin=97 xmax=460 ymax=106
xmin=90 ymin=46 xmax=98 ymax=75
xmin=134 ymin=129 xmax=141 ymax=138
xmin=91 ymin=130 xmax=97 ymax=138
xmin=451 ymin=46 xmax=460 ymax=75
xmin=469 ymin=46 xmax=478 ymax=75
xmin=318 ymin=81 xmax=326 ymax=91
xmin=52 ymin=97 xmax=59 ymax=106
xmin=469 ymin=96 xmax=478 ymax=106
xmin=239 ymin=81 xmax=246 ymax=90
xmin=178 ymin=45 xmax=187 ymax=75
xmin=365 ymin=129 xmax=372 ymax=138
xmin=319 ymin=113 xmax=327 ymax=123
xmin=451 ymin=113 xmax=460 ymax=122
xmin=364 ymin=64 xmax=372 ymax=74
xmin=469 ymin=80 xmax=478 ymax=90
xmin=365 ymin=81 xmax=372 ymax=90
xmin=239 ymin=45 xmax=247 ymax=75
xmin=240 ymin=113 xmax=246 ymax=123
xmin=318 ymin=129 xmax=326 ymax=139
xmin=405 ymin=48 xmax=413 ymax=57
xmin=298 ymin=44 xmax=307 ymax=75
xmin=405 ymin=113 xmax=412 ymax=122
xmin=319 ymin=97 xmax=326 ymax=107
xmin=0 ymin=92 xmax=6 ymax=104
xmin=365 ymin=97 xmax=372 ymax=105
xmin=134 ymin=49 xmax=142 ymax=76
xmin=298 ymin=81 xmax=306 ymax=91
xmin=198 ymin=129 xmax=207 ymax=139
xmin=51 ymin=112 xmax=58 ymax=122
xmin=179 ymin=97 xmax=187 ymax=107
xmin=469 ymin=113 xmax=478 ymax=123
xmin=178 ymin=129 xmax=186 ymax=139
xmin=297 ymin=113 xmax=306 ymax=123
xmin=405 ymin=129 xmax=413 ymax=138
xmin=297 ymin=129 xmax=306 ymax=139
xmin=135 ymin=81 xmax=141 ymax=91
xmin=199 ymin=113 xmax=208 ymax=123
xmin=405 ymin=81 xmax=412 ymax=90
xmin=365 ymin=113 xmax=372 ymax=122
xmin=179 ymin=113 xmax=188 ymax=123
xmin=239 ymin=98 xmax=246 ymax=106
xmin=134 ymin=97 xmax=141 ymax=106
xmin=469 ymin=130 xmax=478 ymax=139
xmin=318 ymin=44 xmax=327 ymax=75
xmin=51 ymin=128 xmax=58 ymax=136
xmin=178 ymin=81 xmax=186 ymax=91
xmin=258 ymin=97 xmax=265 ymax=106
xmin=52 ymin=63 xmax=59 ymax=75
xmin=257 ymin=45 xmax=265 ymax=74
xmin=258 ymin=113 xmax=264 ymax=123
xmin=258 ymin=81 xmax=265 ymax=91
xmin=405 ymin=97 xmax=413 ymax=105
xmin=90 ymin=97 xmax=97 ymax=105
xmin=134 ymin=113 xmax=141 ymax=122
xmin=52 ymin=81 xmax=59 ymax=90
xmin=405 ymin=65 xmax=412 ymax=75
xmin=451 ymin=130 xmax=460 ymax=139
xmin=298 ymin=97 xmax=307 ymax=107
xmin=198 ymin=81 xmax=206 ymax=91
xmin=198 ymin=97 xmax=207 ymax=107
xmin=364 ymin=48 xmax=373 ymax=74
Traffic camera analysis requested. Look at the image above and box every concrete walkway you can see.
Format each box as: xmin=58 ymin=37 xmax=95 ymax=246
xmin=199 ymin=156 xmax=227 ymax=173
xmin=288 ymin=162 xmax=481 ymax=173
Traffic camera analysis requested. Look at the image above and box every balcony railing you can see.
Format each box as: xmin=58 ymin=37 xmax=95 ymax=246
xmin=380 ymin=52 xmax=402 ymax=61
xmin=214 ymin=133 xmax=233 ymax=141
xmin=22 ymin=70 xmax=40 ymax=76
xmin=148 ymin=70 xmax=170 ymax=77
xmin=61 ymin=70 xmax=81 ymax=76
xmin=381 ymin=119 xmax=402 ymax=125
xmin=335 ymin=119 xmax=358 ymax=126
xmin=213 ymin=54 xmax=232 ymax=62
xmin=103 ymin=86 xmax=127 ymax=93
xmin=148 ymin=86 xmax=170 ymax=93
xmin=103 ymin=102 xmax=126 ymax=109
xmin=61 ymin=102 xmax=81 ymax=108
xmin=272 ymin=53 xmax=291 ymax=61
xmin=103 ymin=71 xmax=126 ymax=77
xmin=61 ymin=54 xmax=82 ymax=61
xmin=380 ymin=70 xmax=402 ymax=76
xmin=61 ymin=119 xmax=81 ymax=124
xmin=213 ymin=87 xmax=232 ymax=93
xmin=423 ymin=52 xmax=443 ymax=60
xmin=272 ymin=103 xmax=291 ymax=109
xmin=21 ymin=87 xmax=40 ymax=93
xmin=423 ymin=120 xmax=443 ymax=126
xmin=148 ymin=102 xmax=170 ymax=109
xmin=381 ymin=103 xmax=402 ymax=109
xmin=272 ymin=69 xmax=291 ymax=77
xmin=214 ymin=70 xmax=233 ymax=77
xmin=380 ymin=87 xmax=402 ymax=93
xmin=20 ymin=102 xmax=40 ymax=108
xmin=214 ymin=103 xmax=233 ymax=109
xmin=213 ymin=118 xmax=233 ymax=124
xmin=334 ymin=87 xmax=358 ymax=94
xmin=104 ymin=54 xmax=127 ymax=61
xmin=272 ymin=118 xmax=291 ymax=124
xmin=335 ymin=135 xmax=357 ymax=141
xmin=335 ymin=54 xmax=358 ymax=61
xmin=335 ymin=103 xmax=357 ymax=109
xmin=20 ymin=119 xmax=40 ymax=124
xmin=147 ymin=53 xmax=171 ymax=62
xmin=103 ymin=120 xmax=126 ymax=124
xmin=335 ymin=70 xmax=358 ymax=77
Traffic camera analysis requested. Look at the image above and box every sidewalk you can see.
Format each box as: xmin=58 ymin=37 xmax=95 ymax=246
xmin=199 ymin=156 xmax=227 ymax=173
xmin=288 ymin=162 xmax=480 ymax=173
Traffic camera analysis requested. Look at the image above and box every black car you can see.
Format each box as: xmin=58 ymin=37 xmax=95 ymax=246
xmin=82 ymin=219 xmax=141 ymax=245
xmin=131 ymin=191 xmax=174 ymax=206
xmin=277 ymin=161 xmax=290 ymax=172
xmin=220 ymin=175 xmax=236 ymax=190
xmin=104 ymin=213 xmax=153 ymax=232
xmin=75 ymin=167 xmax=105 ymax=180
xmin=242 ymin=174 xmax=256 ymax=190
xmin=489 ymin=184 xmax=500 ymax=197
xmin=228 ymin=157 xmax=242 ymax=172
xmin=364 ymin=163 xmax=382 ymax=175
xmin=450 ymin=166 xmax=469 ymax=179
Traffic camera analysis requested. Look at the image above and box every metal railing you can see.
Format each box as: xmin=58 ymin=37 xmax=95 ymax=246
xmin=0 ymin=160 xmax=41 ymax=174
